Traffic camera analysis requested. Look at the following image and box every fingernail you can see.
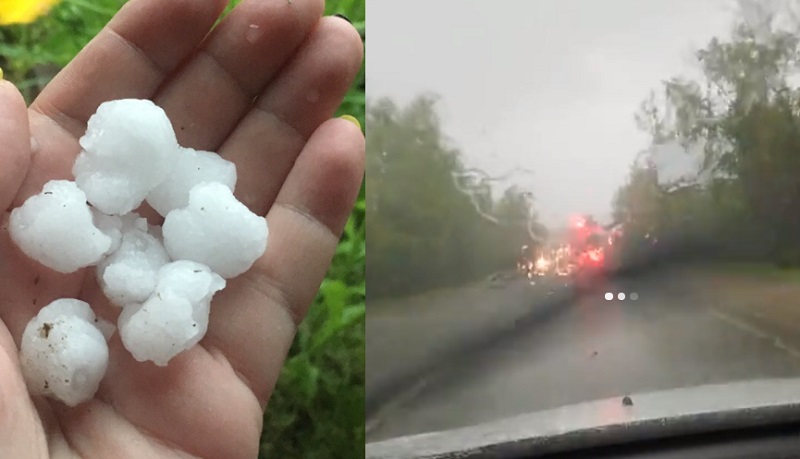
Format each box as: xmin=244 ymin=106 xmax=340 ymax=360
xmin=334 ymin=13 xmax=352 ymax=24
xmin=339 ymin=114 xmax=361 ymax=131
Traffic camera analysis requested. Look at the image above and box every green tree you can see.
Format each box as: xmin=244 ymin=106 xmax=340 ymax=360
xmin=615 ymin=0 xmax=800 ymax=266
xmin=367 ymin=95 xmax=541 ymax=298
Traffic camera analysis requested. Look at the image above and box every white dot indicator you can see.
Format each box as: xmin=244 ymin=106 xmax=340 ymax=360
xmin=630 ymin=292 xmax=639 ymax=300
xmin=604 ymin=292 xmax=613 ymax=300
xmin=618 ymin=292 xmax=626 ymax=300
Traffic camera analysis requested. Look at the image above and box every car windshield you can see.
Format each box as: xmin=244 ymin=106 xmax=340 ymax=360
xmin=366 ymin=0 xmax=800 ymax=445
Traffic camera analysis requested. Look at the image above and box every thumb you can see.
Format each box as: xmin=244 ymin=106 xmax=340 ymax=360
xmin=0 ymin=323 xmax=48 ymax=457
xmin=0 ymin=73 xmax=32 ymax=212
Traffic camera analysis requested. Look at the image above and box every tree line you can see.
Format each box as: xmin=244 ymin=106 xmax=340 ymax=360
xmin=613 ymin=1 xmax=800 ymax=268
xmin=366 ymin=95 xmax=544 ymax=299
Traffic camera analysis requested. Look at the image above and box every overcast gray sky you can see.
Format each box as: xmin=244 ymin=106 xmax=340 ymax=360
xmin=368 ymin=0 xmax=737 ymax=227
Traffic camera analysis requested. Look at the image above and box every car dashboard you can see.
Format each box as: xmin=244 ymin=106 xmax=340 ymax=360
xmin=534 ymin=421 xmax=800 ymax=459
xmin=365 ymin=379 xmax=800 ymax=459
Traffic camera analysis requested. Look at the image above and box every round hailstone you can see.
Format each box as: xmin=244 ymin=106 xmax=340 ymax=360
xmin=9 ymin=180 xmax=113 ymax=273
xmin=146 ymin=147 xmax=237 ymax=217
xmin=19 ymin=299 xmax=112 ymax=407
xmin=96 ymin=214 xmax=171 ymax=306
xmin=73 ymin=99 xmax=179 ymax=215
xmin=162 ymin=182 xmax=268 ymax=278
xmin=119 ymin=260 xmax=225 ymax=366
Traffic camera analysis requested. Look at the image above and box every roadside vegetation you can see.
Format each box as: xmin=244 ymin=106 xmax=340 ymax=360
xmin=613 ymin=1 xmax=800 ymax=271
xmin=367 ymin=95 xmax=543 ymax=299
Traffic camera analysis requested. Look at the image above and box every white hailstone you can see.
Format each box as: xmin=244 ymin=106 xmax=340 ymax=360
xmin=146 ymin=147 xmax=237 ymax=217
xmin=9 ymin=180 xmax=113 ymax=273
xmin=119 ymin=260 xmax=225 ymax=366
xmin=73 ymin=99 xmax=179 ymax=215
xmin=19 ymin=299 xmax=112 ymax=407
xmin=162 ymin=182 xmax=268 ymax=278
xmin=96 ymin=213 xmax=171 ymax=306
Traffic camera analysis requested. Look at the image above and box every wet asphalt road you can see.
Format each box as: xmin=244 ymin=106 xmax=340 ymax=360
xmin=366 ymin=268 xmax=800 ymax=442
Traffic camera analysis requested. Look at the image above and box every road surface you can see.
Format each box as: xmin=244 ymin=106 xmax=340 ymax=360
xmin=367 ymin=272 xmax=574 ymax=414
xmin=366 ymin=264 xmax=800 ymax=443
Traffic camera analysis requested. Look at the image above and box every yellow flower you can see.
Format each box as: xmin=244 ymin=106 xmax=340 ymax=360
xmin=0 ymin=0 xmax=61 ymax=26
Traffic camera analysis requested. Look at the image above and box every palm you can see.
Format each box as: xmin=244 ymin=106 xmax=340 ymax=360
xmin=0 ymin=1 xmax=364 ymax=458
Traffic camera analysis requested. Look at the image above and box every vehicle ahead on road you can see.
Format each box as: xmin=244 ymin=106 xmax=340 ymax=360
xmin=366 ymin=378 xmax=800 ymax=459
xmin=520 ymin=215 xmax=618 ymax=283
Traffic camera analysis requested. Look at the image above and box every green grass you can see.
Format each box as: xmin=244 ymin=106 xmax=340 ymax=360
xmin=0 ymin=1 xmax=366 ymax=457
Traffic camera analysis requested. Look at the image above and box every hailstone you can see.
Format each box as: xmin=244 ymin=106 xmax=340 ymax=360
xmin=19 ymin=299 xmax=113 ymax=407
xmin=73 ymin=99 xmax=179 ymax=215
xmin=162 ymin=182 xmax=268 ymax=278
xmin=118 ymin=260 xmax=225 ymax=366
xmin=9 ymin=180 xmax=113 ymax=273
xmin=96 ymin=213 xmax=170 ymax=306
